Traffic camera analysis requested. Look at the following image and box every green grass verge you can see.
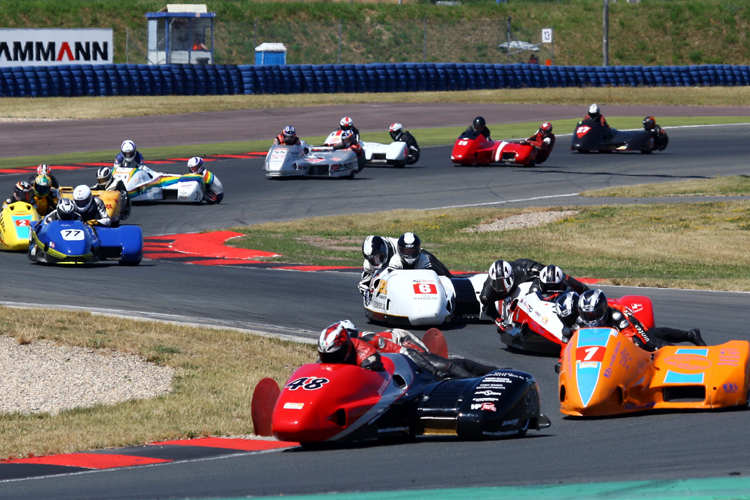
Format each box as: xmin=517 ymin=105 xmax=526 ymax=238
xmin=227 ymin=201 xmax=750 ymax=291
xmin=4 ymin=116 xmax=749 ymax=170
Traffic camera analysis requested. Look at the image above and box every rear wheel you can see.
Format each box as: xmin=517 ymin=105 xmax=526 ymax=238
xmin=641 ymin=149 xmax=652 ymax=154
xmin=119 ymin=259 xmax=140 ymax=266
xmin=524 ymin=159 xmax=536 ymax=168
xmin=394 ymin=161 xmax=406 ymax=169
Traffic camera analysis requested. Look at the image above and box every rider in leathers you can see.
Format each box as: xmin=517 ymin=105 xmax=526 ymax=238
xmin=389 ymin=123 xmax=420 ymax=165
xmin=480 ymin=259 xmax=588 ymax=327
xmin=90 ymin=167 xmax=131 ymax=221
xmin=525 ymin=122 xmax=555 ymax=164
xmin=357 ymin=327 xmax=498 ymax=379
xmin=385 ymin=232 xmax=453 ymax=277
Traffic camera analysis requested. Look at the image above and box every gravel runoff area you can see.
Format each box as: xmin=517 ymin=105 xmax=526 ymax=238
xmin=0 ymin=336 xmax=173 ymax=415
xmin=464 ymin=210 xmax=579 ymax=232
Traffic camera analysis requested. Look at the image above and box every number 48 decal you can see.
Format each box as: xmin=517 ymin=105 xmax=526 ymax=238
xmin=285 ymin=377 xmax=329 ymax=391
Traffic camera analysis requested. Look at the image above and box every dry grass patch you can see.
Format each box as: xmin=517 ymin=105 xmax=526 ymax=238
xmin=230 ymin=202 xmax=750 ymax=290
xmin=0 ymin=308 xmax=315 ymax=460
xmin=2 ymin=87 xmax=750 ymax=120
xmin=583 ymin=175 xmax=750 ymax=198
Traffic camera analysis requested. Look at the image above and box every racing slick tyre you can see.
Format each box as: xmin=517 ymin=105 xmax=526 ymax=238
xmin=394 ymin=161 xmax=406 ymax=169
xmin=517 ymin=419 xmax=531 ymax=438
xmin=524 ymin=159 xmax=536 ymax=168
xmin=576 ymin=149 xmax=589 ymax=154
xmin=641 ymin=149 xmax=652 ymax=154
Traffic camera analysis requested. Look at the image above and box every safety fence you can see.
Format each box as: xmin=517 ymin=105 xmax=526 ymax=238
xmin=1 ymin=63 xmax=749 ymax=97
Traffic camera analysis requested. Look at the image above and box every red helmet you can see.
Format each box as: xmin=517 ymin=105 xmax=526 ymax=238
xmin=643 ymin=116 xmax=656 ymax=131
xmin=318 ymin=320 xmax=358 ymax=364
xmin=540 ymin=122 xmax=553 ymax=135
xmin=340 ymin=117 xmax=354 ymax=130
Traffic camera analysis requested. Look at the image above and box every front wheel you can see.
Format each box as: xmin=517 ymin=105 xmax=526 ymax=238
xmin=641 ymin=149 xmax=652 ymax=155
xmin=394 ymin=161 xmax=406 ymax=169
xmin=524 ymin=159 xmax=536 ymax=168
xmin=516 ymin=419 xmax=531 ymax=438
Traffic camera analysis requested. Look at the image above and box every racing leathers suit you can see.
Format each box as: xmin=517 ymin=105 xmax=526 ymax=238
xmin=359 ymin=329 xmax=497 ymax=379
xmin=198 ymin=170 xmax=224 ymax=204
xmin=77 ymin=197 xmax=111 ymax=227
xmin=526 ymin=132 xmax=556 ymax=164
xmin=385 ymin=250 xmax=453 ymax=278
xmin=114 ymin=151 xmax=146 ymax=168
xmin=340 ymin=125 xmax=361 ymax=141
xmin=572 ymin=304 xmax=706 ymax=351
xmin=42 ymin=208 xmax=82 ymax=224
xmin=90 ymin=178 xmax=131 ymax=221
xmin=358 ymin=236 xmax=399 ymax=296
xmin=320 ymin=337 xmax=385 ymax=372
xmin=33 ymin=190 xmax=60 ymax=217
xmin=479 ymin=258 xmax=545 ymax=325
xmin=391 ymin=130 xmax=420 ymax=165
xmin=463 ymin=125 xmax=491 ymax=140
xmin=584 ymin=114 xmax=609 ymax=128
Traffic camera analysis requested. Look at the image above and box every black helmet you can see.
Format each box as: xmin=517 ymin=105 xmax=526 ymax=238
xmin=643 ymin=116 xmax=656 ymax=131
xmin=539 ymin=265 xmax=564 ymax=294
xmin=578 ymin=289 xmax=609 ymax=326
xmin=13 ymin=181 xmax=32 ymax=203
xmin=472 ymin=116 xmax=486 ymax=132
xmin=397 ymin=232 xmax=421 ymax=265
xmin=555 ymin=291 xmax=580 ymax=329
xmin=488 ymin=260 xmax=514 ymax=294
xmin=362 ymin=235 xmax=389 ymax=267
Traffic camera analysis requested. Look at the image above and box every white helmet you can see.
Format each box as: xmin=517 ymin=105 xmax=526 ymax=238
xmin=187 ymin=157 xmax=205 ymax=174
xmin=389 ymin=123 xmax=403 ymax=141
xmin=73 ymin=185 xmax=93 ymax=212
xmin=588 ymin=104 xmax=600 ymax=117
xmin=488 ymin=260 xmax=514 ymax=294
xmin=120 ymin=140 xmax=137 ymax=163
xmin=340 ymin=116 xmax=354 ymax=130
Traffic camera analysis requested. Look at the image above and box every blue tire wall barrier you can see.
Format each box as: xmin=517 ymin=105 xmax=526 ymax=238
xmin=2 ymin=63 xmax=750 ymax=97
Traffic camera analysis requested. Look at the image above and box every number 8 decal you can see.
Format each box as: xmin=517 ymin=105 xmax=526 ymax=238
xmin=413 ymin=283 xmax=437 ymax=295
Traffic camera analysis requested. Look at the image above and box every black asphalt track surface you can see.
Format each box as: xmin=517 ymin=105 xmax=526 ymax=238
xmin=1 ymin=124 xmax=750 ymax=499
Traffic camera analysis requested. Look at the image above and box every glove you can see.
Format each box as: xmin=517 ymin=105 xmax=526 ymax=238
xmin=495 ymin=318 xmax=507 ymax=331
xmin=363 ymin=289 xmax=372 ymax=305
xmin=205 ymin=192 xmax=217 ymax=204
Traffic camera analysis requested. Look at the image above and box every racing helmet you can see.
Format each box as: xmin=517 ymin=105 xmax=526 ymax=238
xmin=282 ymin=125 xmax=296 ymax=143
xmin=539 ymin=265 xmax=565 ymax=294
xmin=187 ymin=157 xmax=205 ymax=174
xmin=56 ymin=198 xmax=77 ymax=221
xmin=318 ymin=320 xmax=358 ymax=364
xmin=120 ymin=140 xmax=137 ymax=163
xmin=13 ymin=181 xmax=32 ymax=203
xmin=472 ymin=116 xmax=486 ymax=132
xmin=643 ymin=116 xmax=656 ymax=131
xmin=397 ymin=232 xmax=421 ymax=266
xmin=578 ymin=289 xmax=609 ymax=326
xmin=37 ymin=164 xmax=51 ymax=176
xmin=588 ymin=104 xmax=600 ymax=119
xmin=33 ymin=175 xmax=52 ymax=198
xmin=96 ymin=166 xmax=113 ymax=185
xmin=340 ymin=130 xmax=354 ymax=147
xmin=555 ymin=291 xmax=580 ymax=329
xmin=73 ymin=185 xmax=93 ymax=212
xmin=540 ymin=122 xmax=553 ymax=136
xmin=389 ymin=123 xmax=403 ymax=141
xmin=488 ymin=260 xmax=514 ymax=294
xmin=362 ymin=235 xmax=389 ymax=267
xmin=340 ymin=117 xmax=354 ymax=131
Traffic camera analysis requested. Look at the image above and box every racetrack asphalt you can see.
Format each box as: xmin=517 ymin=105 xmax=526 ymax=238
xmin=1 ymin=120 xmax=750 ymax=499
xmin=1 ymin=102 xmax=749 ymax=158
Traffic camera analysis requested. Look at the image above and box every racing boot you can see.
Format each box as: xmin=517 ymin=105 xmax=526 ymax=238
xmin=686 ymin=328 xmax=707 ymax=347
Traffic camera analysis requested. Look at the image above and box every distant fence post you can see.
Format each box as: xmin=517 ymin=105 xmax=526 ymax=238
xmin=423 ymin=17 xmax=427 ymax=63
xmin=253 ymin=19 xmax=257 ymax=52
xmin=126 ymin=27 xmax=129 ymax=64
xmin=506 ymin=16 xmax=512 ymax=63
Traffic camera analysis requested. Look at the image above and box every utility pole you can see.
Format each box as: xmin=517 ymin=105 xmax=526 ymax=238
xmin=603 ymin=0 xmax=609 ymax=66
xmin=506 ymin=16 xmax=512 ymax=63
